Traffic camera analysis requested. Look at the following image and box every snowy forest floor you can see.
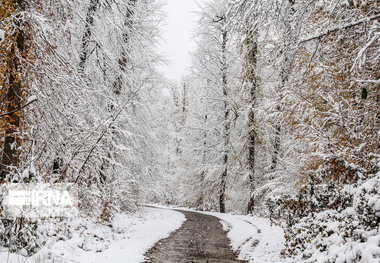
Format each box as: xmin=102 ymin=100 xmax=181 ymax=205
xmin=0 ymin=207 xmax=287 ymax=263
xmin=0 ymin=207 xmax=185 ymax=263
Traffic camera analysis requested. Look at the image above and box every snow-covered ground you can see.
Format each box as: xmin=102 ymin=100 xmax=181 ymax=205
xmin=0 ymin=205 xmax=289 ymax=263
xmin=0 ymin=207 xmax=186 ymax=263
xmin=208 ymin=212 xmax=287 ymax=262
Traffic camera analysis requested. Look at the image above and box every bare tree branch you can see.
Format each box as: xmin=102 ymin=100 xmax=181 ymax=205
xmin=0 ymin=97 xmax=37 ymax=117
xmin=299 ymin=14 xmax=380 ymax=44
xmin=354 ymin=79 xmax=380 ymax=84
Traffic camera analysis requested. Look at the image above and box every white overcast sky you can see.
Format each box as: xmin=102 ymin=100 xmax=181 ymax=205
xmin=157 ymin=0 xmax=202 ymax=82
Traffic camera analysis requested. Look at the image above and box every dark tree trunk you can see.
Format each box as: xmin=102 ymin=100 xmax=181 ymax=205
xmin=113 ymin=0 xmax=138 ymax=95
xmin=78 ymin=0 xmax=100 ymax=72
xmin=1 ymin=0 xmax=29 ymax=181
xmin=219 ymin=28 xmax=229 ymax=214
xmin=270 ymin=105 xmax=281 ymax=172
xmin=270 ymin=0 xmax=295 ymax=175
xmin=245 ymin=29 xmax=258 ymax=214
xmin=199 ymin=113 xmax=208 ymax=208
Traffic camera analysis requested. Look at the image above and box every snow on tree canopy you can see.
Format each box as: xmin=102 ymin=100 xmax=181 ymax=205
xmin=0 ymin=0 xmax=378 ymax=262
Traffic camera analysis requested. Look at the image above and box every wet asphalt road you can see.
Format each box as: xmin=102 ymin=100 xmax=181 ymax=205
xmin=144 ymin=209 xmax=246 ymax=263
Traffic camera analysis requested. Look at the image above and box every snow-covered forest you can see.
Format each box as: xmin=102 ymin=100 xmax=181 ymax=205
xmin=0 ymin=0 xmax=379 ymax=262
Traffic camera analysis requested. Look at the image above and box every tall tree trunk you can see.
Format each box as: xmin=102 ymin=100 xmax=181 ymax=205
xmin=270 ymin=105 xmax=281 ymax=172
xmin=270 ymin=0 xmax=295 ymax=174
xmin=182 ymin=82 xmax=187 ymax=113
xmin=0 ymin=0 xmax=29 ymax=181
xmin=199 ymin=113 xmax=208 ymax=208
xmin=199 ymin=78 xmax=211 ymax=209
xmin=244 ymin=28 xmax=258 ymax=214
xmin=78 ymin=0 xmax=99 ymax=72
xmin=113 ymin=0 xmax=138 ymax=95
xmin=219 ymin=28 xmax=229 ymax=213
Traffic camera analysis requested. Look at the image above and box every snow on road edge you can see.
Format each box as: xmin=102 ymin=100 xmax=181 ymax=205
xmin=77 ymin=207 xmax=186 ymax=263
xmin=0 ymin=207 xmax=186 ymax=263
xmin=202 ymin=211 xmax=287 ymax=262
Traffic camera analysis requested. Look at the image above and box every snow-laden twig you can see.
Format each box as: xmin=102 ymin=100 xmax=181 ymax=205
xmin=354 ymin=79 xmax=380 ymax=84
xmin=0 ymin=96 xmax=37 ymax=117
xmin=299 ymin=14 xmax=380 ymax=44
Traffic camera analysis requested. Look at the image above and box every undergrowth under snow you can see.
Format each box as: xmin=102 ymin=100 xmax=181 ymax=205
xmin=0 ymin=207 xmax=185 ymax=263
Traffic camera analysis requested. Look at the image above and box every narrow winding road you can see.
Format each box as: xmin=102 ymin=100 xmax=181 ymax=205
xmin=144 ymin=210 xmax=246 ymax=263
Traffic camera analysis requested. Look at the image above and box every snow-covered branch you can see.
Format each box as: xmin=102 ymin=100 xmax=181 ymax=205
xmin=299 ymin=14 xmax=380 ymax=44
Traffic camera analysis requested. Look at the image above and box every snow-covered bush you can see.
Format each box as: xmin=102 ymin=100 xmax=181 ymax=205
xmin=0 ymin=218 xmax=44 ymax=256
xmin=271 ymin=168 xmax=380 ymax=263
